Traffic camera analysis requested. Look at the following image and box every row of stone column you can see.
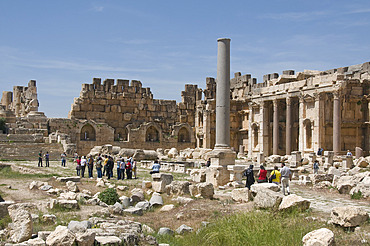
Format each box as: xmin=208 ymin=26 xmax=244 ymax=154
xmin=271 ymin=92 xmax=341 ymax=155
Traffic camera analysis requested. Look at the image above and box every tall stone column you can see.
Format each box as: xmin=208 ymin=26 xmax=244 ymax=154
xmin=215 ymin=38 xmax=231 ymax=148
xmin=333 ymin=90 xmax=341 ymax=155
xmin=286 ymin=97 xmax=292 ymax=155
xmin=206 ymin=38 xmax=235 ymax=187
xmin=273 ymin=99 xmax=279 ymax=155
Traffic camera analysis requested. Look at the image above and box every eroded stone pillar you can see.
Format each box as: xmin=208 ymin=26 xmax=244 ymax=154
xmin=215 ymin=38 xmax=231 ymax=148
xmin=333 ymin=90 xmax=341 ymax=155
xmin=286 ymin=97 xmax=292 ymax=155
xmin=273 ymin=99 xmax=279 ymax=155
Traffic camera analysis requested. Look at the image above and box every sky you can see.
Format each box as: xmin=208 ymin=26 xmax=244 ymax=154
xmin=1 ymin=0 xmax=370 ymax=117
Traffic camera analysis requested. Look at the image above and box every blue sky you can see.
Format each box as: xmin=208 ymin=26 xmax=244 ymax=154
xmin=1 ymin=0 xmax=370 ymax=117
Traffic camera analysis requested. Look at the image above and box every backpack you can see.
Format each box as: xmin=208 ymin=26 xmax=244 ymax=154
xmin=313 ymin=162 xmax=319 ymax=169
xmin=269 ymin=171 xmax=276 ymax=183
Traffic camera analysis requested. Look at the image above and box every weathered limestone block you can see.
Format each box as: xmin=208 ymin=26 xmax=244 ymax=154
xmin=166 ymin=181 xmax=190 ymax=196
xmin=95 ymin=236 xmax=122 ymax=245
xmin=149 ymin=192 xmax=163 ymax=207
xmin=176 ymin=224 xmax=193 ymax=234
xmin=302 ymin=228 xmax=335 ymax=246
xmin=189 ymin=183 xmax=214 ymax=199
xmin=56 ymin=177 xmax=81 ymax=183
xmin=278 ymin=194 xmax=310 ymax=211
xmin=135 ymin=201 xmax=150 ymax=211
xmin=152 ymin=173 xmax=173 ymax=185
xmin=8 ymin=204 xmax=33 ymax=243
xmin=123 ymin=207 xmax=143 ymax=216
xmin=67 ymin=220 xmax=92 ymax=233
xmin=59 ymin=191 xmax=77 ymax=200
xmin=168 ymin=148 xmax=179 ymax=158
xmin=160 ymin=204 xmax=175 ymax=212
xmin=298 ymin=175 xmax=312 ymax=185
xmin=75 ymin=231 xmax=96 ymax=246
xmin=142 ymin=181 xmax=152 ymax=189
xmin=331 ymin=206 xmax=369 ymax=227
xmin=66 ymin=181 xmax=79 ymax=192
xmin=250 ymin=183 xmax=280 ymax=194
xmin=57 ymin=200 xmax=79 ymax=209
xmin=190 ymin=169 xmax=206 ymax=182
xmin=254 ymin=189 xmax=283 ymax=209
xmin=328 ymin=167 xmax=341 ymax=177
xmin=355 ymin=157 xmax=369 ymax=168
xmin=46 ymin=225 xmax=76 ymax=246
xmin=158 ymin=227 xmax=174 ymax=236
xmin=231 ymin=188 xmax=252 ymax=203
xmin=309 ymin=174 xmax=334 ymax=184
xmin=151 ymin=181 xmax=167 ymax=193
xmin=130 ymin=191 xmax=145 ymax=204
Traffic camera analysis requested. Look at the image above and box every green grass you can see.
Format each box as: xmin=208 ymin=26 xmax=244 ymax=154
xmin=157 ymin=210 xmax=323 ymax=246
xmin=0 ymin=215 xmax=11 ymax=230
xmin=351 ymin=191 xmax=363 ymax=200
xmin=0 ymin=166 xmax=60 ymax=179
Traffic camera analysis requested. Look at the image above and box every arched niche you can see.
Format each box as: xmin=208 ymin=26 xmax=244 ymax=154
xmin=178 ymin=127 xmax=190 ymax=142
xmin=146 ymin=125 xmax=160 ymax=142
xmin=80 ymin=124 xmax=96 ymax=141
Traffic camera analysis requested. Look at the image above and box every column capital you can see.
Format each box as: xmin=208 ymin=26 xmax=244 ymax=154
xmin=286 ymin=97 xmax=292 ymax=106
xmin=272 ymin=98 xmax=278 ymax=107
xmin=333 ymin=90 xmax=341 ymax=100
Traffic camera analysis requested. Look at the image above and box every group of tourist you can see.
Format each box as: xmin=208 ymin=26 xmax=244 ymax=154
xmin=37 ymin=150 xmax=50 ymax=167
xmin=73 ymin=153 xmax=137 ymax=180
xmin=244 ymin=163 xmax=292 ymax=196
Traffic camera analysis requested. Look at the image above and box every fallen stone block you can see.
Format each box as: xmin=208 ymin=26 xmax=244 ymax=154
xmin=278 ymin=194 xmax=310 ymax=211
xmin=302 ymin=228 xmax=335 ymax=246
xmin=331 ymin=206 xmax=369 ymax=227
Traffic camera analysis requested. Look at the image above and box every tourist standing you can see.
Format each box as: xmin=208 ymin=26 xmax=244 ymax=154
xmin=244 ymin=165 xmax=255 ymax=189
xmin=257 ymin=165 xmax=267 ymax=183
xmin=88 ymin=155 xmax=94 ymax=178
xmin=280 ymin=163 xmax=292 ymax=196
xmin=150 ymin=160 xmax=160 ymax=174
xmin=116 ymin=157 xmax=121 ymax=180
xmin=107 ymin=156 xmax=114 ymax=179
xmin=317 ymin=147 xmax=323 ymax=156
xmin=102 ymin=156 xmax=108 ymax=176
xmin=76 ymin=156 xmax=81 ymax=176
xmin=346 ymin=150 xmax=353 ymax=156
xmin=313 ymin=160 xmax=319 ymax=174
xmin=96 ymin=156 xmax=103 ymax=178
xmin=45 ymin=151 xmax=50 ymax=167
xmin=269 ymin=166 xmax=281 ymax=185
xmin=38 ymin=150 xmax=43 ymax=167
xmin=61 ymin=152 xmax=67 ymax=167
xmin=120 ymin=158 xmax=126 ymax=180
xmin=74 ymin=152 xmax=79 ymax=162
xmin=126 ymin=160 xmax=132 ymax=179
xmin=81 ymin=156 xmax=87 ymax=178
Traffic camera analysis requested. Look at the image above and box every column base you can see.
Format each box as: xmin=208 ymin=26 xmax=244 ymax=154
xmin=205 ymin=166 xmax=230 ymax=187
xmin=208 ymin=147 xmax=236 ymax=167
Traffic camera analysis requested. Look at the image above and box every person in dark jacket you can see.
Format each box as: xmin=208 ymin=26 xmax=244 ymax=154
xmin=244 ymin=165 xmax=255 ymax=189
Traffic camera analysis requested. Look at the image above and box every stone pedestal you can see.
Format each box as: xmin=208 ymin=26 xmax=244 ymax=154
xmin=257 ymin=153 xmax=265 ymax=164
xmin=324 ymin=151 xmax=334 ymax=166
xmin=355 ymin=147 xmax=363 ymax=159
xmin=290 ymin=151 xmax=301 ymax=168
xmin=205 ymin=166 xmax=230 ymax=187
xmin=308 ymin=152 xmax=316 ymax=163
xmin=343 ymin=156 xmax=353 ymax=169
xmin=227 ymin=165 xmax=245 ymax=185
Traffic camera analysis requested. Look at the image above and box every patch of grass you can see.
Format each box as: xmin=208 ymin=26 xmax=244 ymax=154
xmin=0 ymin=214 xmax=11 ymax=229
xmin=157 ymin=210 xmax=323 ymax=246
xmin=0 ymin=166 xmax=59 ymax=179
xmin=351 ymin=191 xmax=363 ymax=200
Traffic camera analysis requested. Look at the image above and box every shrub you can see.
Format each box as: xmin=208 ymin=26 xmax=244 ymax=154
xmin=351 ymin=191 xmax=363 ymax=200
xmin=98 ymin=188 xmax=120 ymax=205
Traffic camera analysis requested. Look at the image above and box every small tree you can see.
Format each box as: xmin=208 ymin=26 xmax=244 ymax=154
xmin=0 ymin=118 xmax=6 ymax=134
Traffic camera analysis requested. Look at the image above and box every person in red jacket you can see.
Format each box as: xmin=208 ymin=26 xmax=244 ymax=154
xmin=257 ymin=165 xmax=268 ymax=183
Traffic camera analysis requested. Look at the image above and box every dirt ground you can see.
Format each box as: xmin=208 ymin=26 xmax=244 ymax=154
xmin=0 ymin=160 xmax=369 ymax=234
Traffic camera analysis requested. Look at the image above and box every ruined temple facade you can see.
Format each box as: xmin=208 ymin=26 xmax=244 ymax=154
xmin=196 ymin=62 xmax=370 ymax=157
xmin=1 ymin=62 xmax=370 ymax=156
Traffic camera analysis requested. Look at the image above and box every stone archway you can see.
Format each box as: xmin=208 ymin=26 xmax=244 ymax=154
xmin=146 ymin=125 xmax=159 ymax=142
xmin=178 ymin=127 xmax=190 ymax=142
xmin=80 ymin=124 xmax=96 ymax=141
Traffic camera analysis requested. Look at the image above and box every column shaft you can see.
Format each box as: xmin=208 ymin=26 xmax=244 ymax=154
xmin=333 ymin=91 xmax=341 ymax=155
xmin=286 ymin=97 xmax=292 ymax=155
xmin=215 ymin=38 xmax=231 ymax=148
xmin=273 ymin=99 xmax=279 ymax=155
